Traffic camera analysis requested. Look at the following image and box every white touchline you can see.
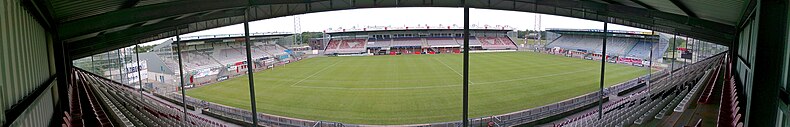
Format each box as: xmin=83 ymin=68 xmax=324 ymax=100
xmin=289 ymin=60 xmax=343 ymax=87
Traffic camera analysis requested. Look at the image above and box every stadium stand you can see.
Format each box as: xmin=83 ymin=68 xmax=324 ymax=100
xmin=257 ymin=44 xmax=290 ymax=56
xmin=366 ymin=38 xmax=392 ymax=47
xmin=325 ymin=38 xmax=368 ymax=54
xmin=71 ymin=69 xmax=228 ymax=127
xmin=546 ymin=34 xmax=660 ymax=60
xmin=601 ymin=37 xmax=636 ymax=56
xmin=467 ymin=37 xmax=483 ymax=46
xmin=547 ymin=35 xmax=604 ymax=51
xmin=426 ymin=38 xmax=461 ymax=46
xmin=626 ymin=42 xmax=655 ymax=58
xmin=478 ymin=37 xmax=517 ymax=50
xmin=330 ymin=35 xmax=492 ymax=55
xmin=554 ymin=53 xmax=724 ymax=127
xmin=391 ymin=38 xmax=424 ymax=47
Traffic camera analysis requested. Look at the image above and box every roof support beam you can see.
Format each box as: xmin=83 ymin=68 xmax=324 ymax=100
xmin=628 ymin=0 xmax=655 ymax=10
xmin=668 ymin=0 xmax=697 ymax=18
xmin=21 ymin=0 xmax=56 ymax=30
xmin=119 ymin=0 xmax=139 ymax=9
xmin=67 ymin=9 xmax=247 ymax=59
xmin=57 ymin=0 xmax=323 ymax=41
xmin=600 ymin=0 xmax=624 ymax=6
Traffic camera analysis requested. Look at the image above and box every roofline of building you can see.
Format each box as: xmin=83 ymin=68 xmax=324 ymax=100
xmin=326 ymin=28 xmax=513 ymax=35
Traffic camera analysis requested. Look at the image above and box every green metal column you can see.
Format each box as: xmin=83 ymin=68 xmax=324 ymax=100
xmin=598 ymin=21 xmax=608 ymax=120
xmin=244 ymin=5 xmax=259 ymax=126
xmin=684 ymin=36 xmax=688 ymax=67
xmin=136 ymin=43 xmax=144 ymax=101
xmin=117 ymin=49 xmax=123 ymax=83
xmin=175 ymin=33 xmax=187 ymax=127
xmin=462 ymin=0 xmax=470 ymax=126
xmin=671 ymin=34 xmax=676 ymax=73
xmin=647 ymin=30 xmax=655 ymax=101
xmin=747 ymin=0 xmax=789 ymax=126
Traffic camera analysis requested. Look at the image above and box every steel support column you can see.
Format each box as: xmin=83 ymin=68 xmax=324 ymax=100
xmin=598 ymin=21 xmax=608 ymax=120
xmin=462 ymin=0 xmax=470 ymax=126
xmin=684 ymin=36 xmax=689 ymax=67
xmin=244 ymin=5 xmax=260 ymax=127
xmin=647 ymin=30 xmax=654 ymax=101
xmin=748 ymin=0 xmax=789 ymax=126
xmin=118 ymin=49 xmax=123 ymax=83
xmin=175 ymin=32 xmax=188 ymax=127
xmin=53 ymin=39 xmax=70 ymax=127
xmin=91 ymin=55 xmax=94 ymax=72
xmin=135 ymin=43 xmax=144 ymax=101
xmin=671 ymin=34 xmax=676 ymax=73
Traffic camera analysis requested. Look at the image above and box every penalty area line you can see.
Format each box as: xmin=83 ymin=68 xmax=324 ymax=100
xmin=289 ymin=60 xmax=342 ymax=87
xmin=432 ymin=56 xmax=475 ymax=84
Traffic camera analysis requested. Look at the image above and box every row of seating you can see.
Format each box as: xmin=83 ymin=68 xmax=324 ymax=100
xmin=425 ymin=38 xmax=461 ymax=46
xmin=598 ymin=37 xmax=636 ymax=56
xmin=73 ymin=69 xmax=228 ymax=127
xmin=674 ymin=66 xmax=714 ymax=112
xmin=718 ymin=54 xmax=744 ymax=127
xmin=557 ymin=88 xmax=655 ymax=127
xmin=64 ymin=70 xmax=85 ymax=127
xmin=63 ymin=70 xmax=113 ymax=127
xmin=478 ymin=37 xmax=517 ymax=50
xmin=697 ymin=60 xmax=722 ymax=104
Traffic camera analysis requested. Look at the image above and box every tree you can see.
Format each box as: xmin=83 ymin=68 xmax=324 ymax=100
xmin=134 ymin=45 xmax=155 ymax=53
xmin=516 ymin=30 xmax=545 ymax=39
xmin=666 ymin=37 xmax=687 ymax=53
xmin=300 ymin=32 xmax=323 ymax=44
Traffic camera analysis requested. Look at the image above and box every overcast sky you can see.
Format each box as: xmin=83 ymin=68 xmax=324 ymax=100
xmin=143 ymin=7 xmax=647 ymax=45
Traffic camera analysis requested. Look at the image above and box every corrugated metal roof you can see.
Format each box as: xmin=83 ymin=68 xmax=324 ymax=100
xmin=639 ymin=0 xmax=686 ymax=16
xmin=682 ymin=0 xmax=746 ymax=25
xmin=50 ymin=0 xmax=126 ymax=23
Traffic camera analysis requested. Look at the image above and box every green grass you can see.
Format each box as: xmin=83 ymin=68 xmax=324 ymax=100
xmin=186 ymin=52 xmax=648 ymax=125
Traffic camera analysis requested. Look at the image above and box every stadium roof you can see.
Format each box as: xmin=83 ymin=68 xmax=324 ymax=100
xmin=546 ymin=28 xmax=659 ymax=36
xmin=26 ymin=0 xmax=748 ymax=59
xmin=177 ymin=32 xmax=293 ymax=42
xmin=326 ymin=27 xmax=513 ymax=35
xmin=324 ymin=24 xmax=515 ymax=33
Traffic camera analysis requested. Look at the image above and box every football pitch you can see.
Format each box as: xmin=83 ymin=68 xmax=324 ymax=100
xmin=186 ymin=52 xmax=648 ymax=125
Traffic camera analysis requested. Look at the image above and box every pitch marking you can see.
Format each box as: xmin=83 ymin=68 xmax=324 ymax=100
xmin=432 ymin=56 xmax=475 ymax=84
xmin=289 ymin=60 xmax=342 ymax=87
